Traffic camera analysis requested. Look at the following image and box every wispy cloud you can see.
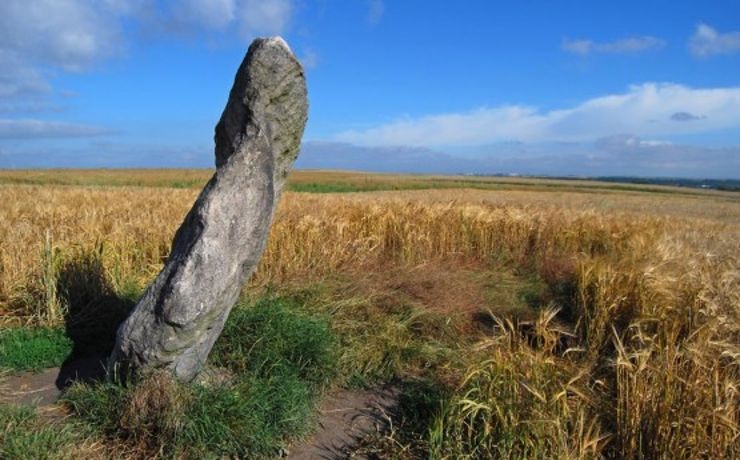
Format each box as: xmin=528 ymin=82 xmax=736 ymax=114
xmin=300 ymin=49 xmax=319 ymax=70
xmin=0 ymin=102 xmax=64 ymax=114
xmin=335 ymin=83 xmax=740 ymax=147
xmin=367 ymin=0 xmax=384 ymax=25
xmin=562 ymin=36 xmax=666 ymax=55
xmin=689 ymin=23 xmax=740 ymax=57
xmin=238 ymin=0 xmax=294 ymax=38
xmin=0 ymin=119 xmax=112 ymax=139
xmin=174 ymin=0 xmax=237 ymax=29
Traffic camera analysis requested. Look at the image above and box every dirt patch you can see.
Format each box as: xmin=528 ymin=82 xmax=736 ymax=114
xmin=340 ymin=260 xmax=543 ymax=333
xmin=0 ymin=368 xmax=62 ymax=406
xmin=0 ymin=354 xmax=107 ymax=407
xmin=287 ymin=385 xmax=399 ymax=460
xmin=350 ymin=261 xmax=487 ymax=318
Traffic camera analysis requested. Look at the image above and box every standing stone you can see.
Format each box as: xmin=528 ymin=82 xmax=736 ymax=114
xmin=109 ymin=37 xmax=308 ymax=382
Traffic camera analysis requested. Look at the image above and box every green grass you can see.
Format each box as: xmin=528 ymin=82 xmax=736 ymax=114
xmin=211 ymin=296 xmax=336 ymax=388
xmin=0 ymin=327 xmax=72 ymax=372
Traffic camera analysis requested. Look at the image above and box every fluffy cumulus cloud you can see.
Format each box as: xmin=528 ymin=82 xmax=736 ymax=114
xmin=689 ymin=23 xmax=740 ymax=57
xmin=335 ymin=83 xmax=740 ymax=147
xmin=0 ymin=0 xmax=130 ymax=101
xmin=0 ymin=0 xmax=298 ymax=96
xmin=0 ymin=0 xmax=297 ymax=137
xmin=562 ymin=36 xmax=665 ymax=55
xmin=0 ymin=0 xmax=127 ymax=73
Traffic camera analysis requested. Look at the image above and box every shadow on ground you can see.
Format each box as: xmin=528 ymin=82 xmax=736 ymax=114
xmin=54 ymin=249 xmax=137 ymax=390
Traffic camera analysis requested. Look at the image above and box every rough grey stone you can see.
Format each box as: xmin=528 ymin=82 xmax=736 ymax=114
xmin=108 ymin=37 xmax=308 ymax=382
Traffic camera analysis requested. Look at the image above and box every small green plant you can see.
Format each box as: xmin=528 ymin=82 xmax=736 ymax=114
xmin=0 ymin=327 xmax=72 ymax=372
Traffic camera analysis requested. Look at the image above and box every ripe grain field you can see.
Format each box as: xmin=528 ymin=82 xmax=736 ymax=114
xmin=0 ymin=170 xmax=738 ymax=459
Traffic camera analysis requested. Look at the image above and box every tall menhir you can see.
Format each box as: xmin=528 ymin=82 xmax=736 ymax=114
xmin=109 ymin=37 xmax=308 ymax=381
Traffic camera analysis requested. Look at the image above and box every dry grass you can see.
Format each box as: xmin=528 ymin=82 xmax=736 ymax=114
xmin=0 ymin=171 xmax=738 ymax=458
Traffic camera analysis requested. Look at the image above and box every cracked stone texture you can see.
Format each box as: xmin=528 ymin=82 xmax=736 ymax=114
xmin=109 ymin=37 xmax=308 ymax=381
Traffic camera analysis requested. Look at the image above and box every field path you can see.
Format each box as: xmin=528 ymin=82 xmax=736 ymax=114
xmin=287 ymin=385 xmax=399 ymax=460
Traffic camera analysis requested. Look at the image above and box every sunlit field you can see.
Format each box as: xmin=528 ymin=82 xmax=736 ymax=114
xmin=1 ymin=170 xmax=738 ymax=458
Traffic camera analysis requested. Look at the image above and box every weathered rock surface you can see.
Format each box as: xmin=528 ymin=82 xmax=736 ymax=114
xmin=109 ymin=37 xmax=308 ymax=382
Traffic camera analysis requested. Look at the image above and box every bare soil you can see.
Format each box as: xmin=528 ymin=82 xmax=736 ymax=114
xmin=287 ymin=385 xmax=399 ymax=460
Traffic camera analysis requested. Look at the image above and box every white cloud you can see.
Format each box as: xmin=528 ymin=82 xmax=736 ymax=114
xmin=563 ymin=36 xmax=666 ymax=55
xmin=335 ymin=83 xmax=740 ymax=147
xmin=0 ymin=0 xmax=126 ymax=72
xmin=0 ymin=119 xmax=111 ymax=139
xmin=0 ymin=0 xmax=134 ymax=102
xmin=239 ymin=0 xmax=293 ymax=38
xmin=0 ymin=0 xmax=299 ymax=142
xmin=300 ymin=49 xmax=319 ymax=70
xmin=367 ymin=0 xmax=384 ymax=25
xmin=689 ymin=23 xmax=740 ymax=57
xmin=0 ymin=0 xmax=300 ymax=104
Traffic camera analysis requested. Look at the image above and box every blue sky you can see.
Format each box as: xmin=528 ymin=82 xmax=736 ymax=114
xmin=1 ymin=0 xmax=739 ymax=177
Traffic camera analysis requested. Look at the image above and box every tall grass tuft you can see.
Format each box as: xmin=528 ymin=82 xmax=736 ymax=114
xmin=429 ymin=315 xmax=607 ymax=459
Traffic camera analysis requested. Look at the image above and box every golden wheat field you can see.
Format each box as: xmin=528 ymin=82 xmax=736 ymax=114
xmin=0 ymin=170 xmax=738 ymax=458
